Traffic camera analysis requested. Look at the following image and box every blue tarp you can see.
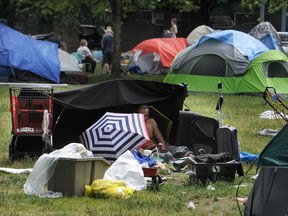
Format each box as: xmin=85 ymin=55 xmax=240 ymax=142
xmin=196 ymin=30 xmax=269 ymax=61
xmin=132 ymin=150 xmax=157 ymax=167
xmin=0 ymin=24 xmax=60 ymax=83
xmin=240 ymin=151 xmax=259 ymax=163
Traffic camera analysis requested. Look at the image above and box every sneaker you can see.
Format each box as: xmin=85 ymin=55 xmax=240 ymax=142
xmin=172 ymin=157 xmax=196 ymax=171
xmin=198 ymin=149 xmax=206 ymax=155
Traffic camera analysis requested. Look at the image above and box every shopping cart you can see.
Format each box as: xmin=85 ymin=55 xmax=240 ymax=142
xmin=9 ymin=84 xmax=53 ymax=159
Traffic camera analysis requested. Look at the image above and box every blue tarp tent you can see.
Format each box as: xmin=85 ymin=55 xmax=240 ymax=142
xmin=0 ymin=24 xmax=60 ymax=83
xmin=196 ymin=30 xmax=269 ymax=61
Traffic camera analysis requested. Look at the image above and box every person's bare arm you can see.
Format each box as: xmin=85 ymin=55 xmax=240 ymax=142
xmin=151 ymin=119 xmax=166 ymax=150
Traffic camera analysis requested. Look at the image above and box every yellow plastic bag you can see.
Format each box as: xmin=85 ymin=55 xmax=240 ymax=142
xmin=85 ymin=179 xmax=135 ymax=199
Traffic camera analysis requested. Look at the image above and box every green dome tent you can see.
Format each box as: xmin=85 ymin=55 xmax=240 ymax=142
xmin=165 ymin=50 xmax=288 ymax=94
xmin=236 ymin=50 xmax=288 ymax=94
xmin=164 ymin=30 xmax=288 ymax=94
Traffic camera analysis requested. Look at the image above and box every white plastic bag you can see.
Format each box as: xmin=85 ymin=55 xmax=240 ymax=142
xmin=103 ymin=150 xmax=147 ymax=191
xmin=23 ymin=143 xmax=94 ymax=198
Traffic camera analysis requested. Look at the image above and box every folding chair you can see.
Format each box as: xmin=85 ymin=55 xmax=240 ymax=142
xmin=71 ymin=52 xmax=92 ymax=73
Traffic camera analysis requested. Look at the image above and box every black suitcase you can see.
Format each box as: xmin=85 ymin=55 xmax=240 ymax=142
xmin=174 ymin=111 xmax=219 ymax=155
xmin=216 ymin=126 xmax=240 ymax=161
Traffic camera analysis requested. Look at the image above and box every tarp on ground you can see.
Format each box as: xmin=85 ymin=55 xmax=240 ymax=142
xmin=0 ymin=24 xmax=60 ymax=83
xmin=52 ymin=80 xmax=187 ymax=149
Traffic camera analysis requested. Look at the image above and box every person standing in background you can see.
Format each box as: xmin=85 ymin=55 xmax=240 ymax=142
xmin=101 ymin=26 xmax=114 ymax=74
xmin=170 ymin=18 xmax=178 ymax=38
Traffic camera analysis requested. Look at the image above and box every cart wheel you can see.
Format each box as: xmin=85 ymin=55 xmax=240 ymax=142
xmin=8 ymin=134 xmax=16 ymax=160
xmin=152 ymin=177 xmax=160 ymax=191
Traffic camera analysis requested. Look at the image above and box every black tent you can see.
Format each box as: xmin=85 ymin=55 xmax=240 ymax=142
xmin=52 ymin=79 xmax=187 ymax=149
xmin=244 ymin=167 xmax=288 ymax=216
xmin=244 ymin=123 xmax=288 ymax=216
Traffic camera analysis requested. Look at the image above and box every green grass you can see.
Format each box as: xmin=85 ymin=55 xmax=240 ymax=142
xmin=0 ymin=72 xmax=282 ymax=215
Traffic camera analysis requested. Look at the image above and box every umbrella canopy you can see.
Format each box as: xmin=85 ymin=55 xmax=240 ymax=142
xmin=80 ymin=112 xmax=150 ymax=162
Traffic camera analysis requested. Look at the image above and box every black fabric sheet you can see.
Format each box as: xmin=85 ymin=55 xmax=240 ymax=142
xmin=52 ymin=79 xmax=187 ymax=148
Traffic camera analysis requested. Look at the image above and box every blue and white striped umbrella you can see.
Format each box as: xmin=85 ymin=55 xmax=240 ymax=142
xmin=80 ymin=112 xmax=150 ymax=162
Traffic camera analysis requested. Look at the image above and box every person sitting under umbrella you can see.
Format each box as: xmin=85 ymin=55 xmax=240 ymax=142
xmin=138 ymin=105 xmax=167 ymax=151
xmin=138 ymin=105 xmax=194 ymax=161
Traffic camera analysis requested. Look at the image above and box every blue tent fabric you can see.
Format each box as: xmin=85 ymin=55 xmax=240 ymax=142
xmin=0 ymin=24 xmax=60 ymax=83
xmin=260 ymin=33 xmax=282 ymax=51
xmin=240 ymin=151 xmax=259 ymax=163
xmin=132 ymin=150 xmax=157 ymax=168
xmin=196 ymin=30 xmax=269 ymax=61
xmin=0 ymin=66 xmax=12 ymax=77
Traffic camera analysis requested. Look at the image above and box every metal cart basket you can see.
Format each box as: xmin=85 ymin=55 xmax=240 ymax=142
xmin=9 ymin=84 xmax=53 ymax=159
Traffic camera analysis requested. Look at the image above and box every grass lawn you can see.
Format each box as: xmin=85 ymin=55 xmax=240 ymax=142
xmin=0 ymin=71 xmax=282 ymax=215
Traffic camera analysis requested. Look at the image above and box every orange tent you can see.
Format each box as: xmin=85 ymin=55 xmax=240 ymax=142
xmin=132 ymin=38 xmax=188 ymax=67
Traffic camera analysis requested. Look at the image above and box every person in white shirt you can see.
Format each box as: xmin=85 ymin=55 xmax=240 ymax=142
xmin=77 ymin=39 xmax=96 ymax=73
xmin=170 ymin=18 xmax=178 ymax=38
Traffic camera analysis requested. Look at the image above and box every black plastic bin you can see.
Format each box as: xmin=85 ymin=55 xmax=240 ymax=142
xmin=190 ymin=162 xmax=242 ymax=184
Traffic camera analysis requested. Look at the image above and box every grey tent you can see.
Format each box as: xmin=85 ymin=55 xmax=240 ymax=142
xmin=172 ymin=39 xmax=249 ymax=77
xmin=186 ymin=25 xmax=216 ymax=46
xmin=244 ymin=123 xmax=288 ymax=216
xmin=58 ymin=49 xmax=81 ymax=73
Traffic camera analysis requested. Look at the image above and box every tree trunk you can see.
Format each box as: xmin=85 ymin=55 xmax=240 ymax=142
xmin=109 ymin=0 xmax=122 ymax=78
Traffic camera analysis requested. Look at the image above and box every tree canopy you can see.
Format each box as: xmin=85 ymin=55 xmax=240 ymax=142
xmin=241 ymin=0 xmax=288 ymax=13
xmin=4 ymin=0 xmax=237 ymax=76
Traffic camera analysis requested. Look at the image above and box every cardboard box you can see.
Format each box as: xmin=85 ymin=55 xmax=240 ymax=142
xmin=48 ymin=157 xmax=110 ymax=196
xmin=75 ymin=73 xmax=88 ymax=84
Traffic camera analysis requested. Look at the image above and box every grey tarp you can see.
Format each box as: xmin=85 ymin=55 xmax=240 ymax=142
xmin=133 ymin=53 xmax=162 ymax=74
xmin=244 ymin=167 xmax=288 ymax=216
xmin=58 ymin=49 xmax=81 ymax=73
xmin=172 ymin=39 xmax=249 ymax=76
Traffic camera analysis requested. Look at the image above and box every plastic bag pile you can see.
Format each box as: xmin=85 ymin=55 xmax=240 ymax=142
xmin=85 ymin=179 xmax=134 ymax=199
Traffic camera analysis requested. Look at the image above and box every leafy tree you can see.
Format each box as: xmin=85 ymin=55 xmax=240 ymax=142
xmin=241 ymin=0 xmax=288 ymax=13
xmin=107 ymin=0 xmax=205 ymax=76
xmin=6 ymin=0 xmax=236 ymax=77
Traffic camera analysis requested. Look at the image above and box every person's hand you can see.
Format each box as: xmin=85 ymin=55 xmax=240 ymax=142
xmin=158 ymin=143 xmax=167 ymax=152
